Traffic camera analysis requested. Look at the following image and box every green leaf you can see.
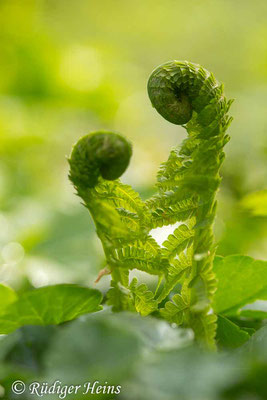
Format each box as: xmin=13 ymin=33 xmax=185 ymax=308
xmin=240 ymin=310 xmax=267 ymax=320
xmin=130 ymin=278 xmax=158 ymax=316
xmin=242 ymin=327 xmax=256 ymax=336
xmin=162 ymin=223 xmax=194 ymax=260
xmin=156 ymin=247 xmax=193 ymax=302
xmin=212 ymin=255 xmax=267 ymax=315
xmin=0 ymin=284 xmax=102 ymax=334
xmin=0 ymin=284 xmax=17 ymax=314
xmin=86 ymin=198 xmax=130 ymax=238
xmin=216 ymin=315 xmax=250 ymax=349
xmin=147 ymin=195 xmax=198 ymax=228
xmin=240 ymin=190 xmax=267 ymax=216
xmin=95 ymin=180 xmax=145 ymax=214
xmin=168 ymin=245 xmax=193 ymax=276
xmin=116 ymin=208 xmax=140 ymax=231
xmin=111 ymin=241 xmax=163 ymax=275
xmin=156 ymin=263 xmax=189 ymax=304
xmin=160 ymin=294 xmax=188 ymax=325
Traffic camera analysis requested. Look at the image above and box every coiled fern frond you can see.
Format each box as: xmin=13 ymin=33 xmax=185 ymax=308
xmin=68 ymin=61 xmax=233 ymax=349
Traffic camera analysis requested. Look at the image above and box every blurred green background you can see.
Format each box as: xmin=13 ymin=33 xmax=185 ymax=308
xmin=0 ymin=0 xmax=266 ymax=291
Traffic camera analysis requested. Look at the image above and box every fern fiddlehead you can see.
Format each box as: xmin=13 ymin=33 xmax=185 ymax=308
xmin=69 ymin=131 xmax=136 ymax=270
xmin=69 ymin=131 xmax=161 ymax=288
xmin=147 ymin=61 xmax=233 ymax=348
xmin=68 ymin=61 xmax=233 ymax=349
xmin=69 ymin=131 xmax=132 ymax=189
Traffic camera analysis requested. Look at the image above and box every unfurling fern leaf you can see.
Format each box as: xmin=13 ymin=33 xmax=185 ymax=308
xmin=68 ymin=60 xmax=233 ymax=349
xmin=146 ymin=61 xmax=232 ymax=348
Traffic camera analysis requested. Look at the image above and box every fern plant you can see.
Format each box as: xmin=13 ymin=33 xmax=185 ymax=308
xmin=68 ymin=61 xmax=233 ymax=349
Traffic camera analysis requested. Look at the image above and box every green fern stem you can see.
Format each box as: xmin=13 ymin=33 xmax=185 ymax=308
xmin=148 ymin=61 xmax=233 ymax=348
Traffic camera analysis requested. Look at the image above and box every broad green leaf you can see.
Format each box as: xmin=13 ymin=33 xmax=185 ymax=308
xmin=212 ymin=255 xmax=267 ymax=315
xmin=0 ymin=284 xmax=102 ymax=334
xmin=240 ymin=310 xmax=267 ymax=320
xmin=240 ymin=190 xmax=267 ymax=216
xmin=216 ymin=315 xmax=250 ymax=349
xmin=0 ymin=284 xmax=17 ymax=314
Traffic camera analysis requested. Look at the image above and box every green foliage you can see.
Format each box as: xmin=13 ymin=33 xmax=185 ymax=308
xmin=129 ymin=278 xmax=158 ymax=316
xmin=106 ymin=280 xmax=135 ymax=312
xmin=44 ymin=313 xmax=145 ymax=385
xmin=110 ymin=241 xmax=163 ymax=275
xmin=240 ymin=310 xmax=267 ymax=320
xmin=0 ymin=285 xmax=102 ymax=334
xmin=160 ymin=294 xmax=188 ymax=325
xmin=52 ymin=60 xmax=266 ymax=362
xmin=0 ymin=3 xmax=266 ymax=398
xmin=0 ymin=57 xmax=266 ymax=399
xmin=68 ymin=60 xmax=261 ymax=350
xmin=1 ymin=312 xmax=267 ymax=400
xmin=162 ymin=220 xmax=195 ymax=260
xmin=213 ymin=255 xmax=267 ymax=315
xmin=147 ymin=195 xmax=199 ymax=228
xmin=216 ymin=315 xmax=251 ymax=349
xmin=0 ymin=284 xmax=17 ymax=313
